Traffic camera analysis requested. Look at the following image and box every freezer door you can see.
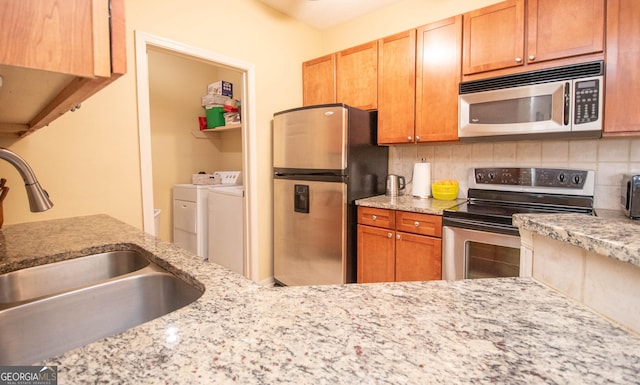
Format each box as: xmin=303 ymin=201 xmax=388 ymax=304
xmin=273 ymin=105 xmax=348 ymax=171
xmin=274 ymin=179 xmax=347 ymax=286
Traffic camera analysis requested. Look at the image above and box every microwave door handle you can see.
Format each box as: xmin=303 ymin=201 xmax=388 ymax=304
xmin=563 ymin=82 xmax=571 ymax=126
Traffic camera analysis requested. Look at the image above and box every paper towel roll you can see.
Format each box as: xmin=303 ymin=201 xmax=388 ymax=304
xmin=412 ymin=162 xmax=431 ymax=198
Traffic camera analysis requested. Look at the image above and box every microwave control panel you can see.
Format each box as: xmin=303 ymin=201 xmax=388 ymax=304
xmin=574 ymin=79 xmax=600 ymax=125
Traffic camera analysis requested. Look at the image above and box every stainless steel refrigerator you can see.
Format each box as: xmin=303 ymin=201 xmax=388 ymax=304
xmin=273 ymin=104 xmax=388 ymax=286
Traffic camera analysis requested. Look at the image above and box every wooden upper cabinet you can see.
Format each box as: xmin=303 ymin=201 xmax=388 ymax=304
xmin=377 ymin=30 xmax=416 ymax=144
xmin=415 ymin=16 xmax=462 ymax=143
xmin=527 ymin=0 xmax=604 ymax=64
xmin=604 ymin=0 xmax=640 ymax=135
xmin=0 ymin=0 xmax=126 ymax=138
xmin=463 ymin=0 xmax=525 ymax=76
xmin=302 ymin=54 xmax=336 ymax=106
xmin=0 ymin=0 xmax=111 ymax=78
xmin=463 ymin=0 xmax=605 ymax=78
xmin=336 ymin=41 xmax=378 ymax=110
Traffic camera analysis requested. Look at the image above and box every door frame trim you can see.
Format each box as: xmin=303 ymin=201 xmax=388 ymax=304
xmin=134 ymin=31 xmax=259 ymax=281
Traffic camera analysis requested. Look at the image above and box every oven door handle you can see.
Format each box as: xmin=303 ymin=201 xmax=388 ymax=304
xmin=443 ymin=217 xmax=520 ymax=236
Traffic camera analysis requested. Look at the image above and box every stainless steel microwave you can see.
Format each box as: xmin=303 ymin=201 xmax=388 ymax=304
xmin=458 ymin=61 xmax=604 ymax=142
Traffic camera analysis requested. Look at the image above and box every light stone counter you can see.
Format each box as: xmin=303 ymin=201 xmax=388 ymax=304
xmin=513 ymin=211 xmax=640 ymax=268
xmin=355 ymin=194 xmax=465 ymax=214
xmin=1 ymin=215 xmax=640 ymax=384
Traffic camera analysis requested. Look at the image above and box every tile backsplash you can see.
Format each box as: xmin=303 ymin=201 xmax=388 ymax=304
xmin=388 ymin=137 xmax=640 ymax=210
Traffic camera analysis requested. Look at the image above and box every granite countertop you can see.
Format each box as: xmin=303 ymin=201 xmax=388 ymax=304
xmin=514 ymin=210 xmax=640 ymax=269
xmin=355 ymin=194 xmax=466 ymax=214
xmin=1 ymin=215 xmax=640 ymax=384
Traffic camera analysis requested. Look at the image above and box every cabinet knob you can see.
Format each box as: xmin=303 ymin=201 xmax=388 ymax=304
xmin=415 ymin=135 xmax=420 ymax=141
xmin=407 ymin=136 xmax=412 ymax=141
xmin=515 ymin=57 xmax=523 ymax=63
xmin=528 ymin=55 xmax=536 ymax=61
xmin=372 ymin=215 xmax=377 ymax=221
xmin=387 ymin=232 xmax=393 ymax=238
xmin=414 ymin=221 xmax=420 ymax=227
xmin=70 ymin=104 xmax=81 ymax=112
xmin=396 ymin=234 xmax=400 ymax=240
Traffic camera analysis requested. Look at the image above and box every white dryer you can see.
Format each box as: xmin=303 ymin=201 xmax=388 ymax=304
xmin=172 ymin=184 xmax=209 ymax=258
xmin=207 ymin=185 xmax=245 ymax=276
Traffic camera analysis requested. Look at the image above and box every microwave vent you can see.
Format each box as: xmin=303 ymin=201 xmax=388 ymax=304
xmin=459 ymin=61 xmax=604 ymax=94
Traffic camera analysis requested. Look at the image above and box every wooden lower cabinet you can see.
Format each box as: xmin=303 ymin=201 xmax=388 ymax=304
xmin=357 ymin=224 xmax=395 ymax=283
xmin=395 ymin=232 xmax=442 ymax=282
xmin=357 ymin=206 xmax=442 ymax=283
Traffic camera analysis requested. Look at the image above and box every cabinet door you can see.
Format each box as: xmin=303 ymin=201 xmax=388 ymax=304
xmin=395 ymin=232 xmax=442 ymax=281
xmin=527 ymin=0 xmax=604 ymax=64
xmin=336 ymin=41 xmax=378 ymax=110
xmin=377 ymin=30 xmax=416 ymax=144
xmin=302 ymin=54 xmax=336 ymax=106
xmin=415 ymin=16 xmax=462 ymax=143
xmin=0 ymin=0 xmax=111 ymax=78
xmin=604 ymin=0 xmax=640 ymax=134
xmin=462 ymin=0 xmax=525 ymax=75
xmin=357 ymin=225 xmax=395 ymax=283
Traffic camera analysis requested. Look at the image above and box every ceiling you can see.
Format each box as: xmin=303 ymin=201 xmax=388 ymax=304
xmin=257 ymin=0 xmax=405 ymax=29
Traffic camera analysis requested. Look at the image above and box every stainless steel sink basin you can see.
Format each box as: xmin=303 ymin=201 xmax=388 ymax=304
xmin=0 ymin=250 xmax=150 ymax=305
xmin=0 ymin=255 xmax=203 ymax=365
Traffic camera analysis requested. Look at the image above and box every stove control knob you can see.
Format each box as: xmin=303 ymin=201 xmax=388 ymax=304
xmin=476 ymin=172 xmax=485 ymax=182
xmin=557 ymin=173 xmax=566 ymax=183
xmin=488 ymin=172 xmax=496 ymax=180
xmin=572 ymin=174 xmax=583 ymax=185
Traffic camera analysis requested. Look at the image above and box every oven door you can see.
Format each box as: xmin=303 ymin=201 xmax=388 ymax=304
xmin=442 ymin=225 xmax=529 ymax=281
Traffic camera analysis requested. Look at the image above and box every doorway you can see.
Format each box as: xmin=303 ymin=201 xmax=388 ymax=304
xmin=134 ymin=31 xmax=258 ymax=281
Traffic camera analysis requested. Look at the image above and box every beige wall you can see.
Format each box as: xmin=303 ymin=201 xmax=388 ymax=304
xmin=148 ymin=49 xmax=244 ymax=242
xmin=0 ymin=0 xmax=322 ymax=282
xmin=4 ymin=0 xmax=607 ymax=281
xmin=318 ymin=0 xmax=502 ymax=55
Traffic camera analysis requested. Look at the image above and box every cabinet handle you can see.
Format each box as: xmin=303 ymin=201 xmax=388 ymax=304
xmin=528 ymin=55 xmax=536 ymax=61
xmin=515 ymin=57 xmax=523 ymax=63
xmin=415 ymin=135 xmax=420 ymax=141
xmin=372 ymin=215 xmax=377 ymax=221
xmin=407 ymin=136 xmax=412 ymax=142
xmin=396 ymin=234 xmax=400 ymax=240
xmin=414 ymin=221 xmax=420 ymax=227
xmin=387 ymin=232 xmax=393 ymax=238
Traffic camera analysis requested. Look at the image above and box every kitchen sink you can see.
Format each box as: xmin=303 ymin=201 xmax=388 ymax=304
xmin=0 ymin=250 xmax=150 ymax=305
xmin=0 ymin=255 xmax=203 ymax=365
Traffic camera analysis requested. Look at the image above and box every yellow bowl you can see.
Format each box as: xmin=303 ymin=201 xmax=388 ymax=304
xmin=432 ymin=181 xmax=459 ymax=201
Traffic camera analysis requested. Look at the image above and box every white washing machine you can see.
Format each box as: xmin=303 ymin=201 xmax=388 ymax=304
xmin=207 ymin=185 xmax=245 ymax=276
xmin=172 ymin=184 xmax=209 ymax=258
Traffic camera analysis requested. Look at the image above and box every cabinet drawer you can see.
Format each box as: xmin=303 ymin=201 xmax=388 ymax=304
xmin=358 ymin=207 xmax=395 ymax=229
xmin=395 ymin=211 xmax=442 ymax=237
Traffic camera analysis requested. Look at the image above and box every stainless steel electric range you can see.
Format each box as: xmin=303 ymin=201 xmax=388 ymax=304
xmin=442 ymin=167 xmax=595 ymax=280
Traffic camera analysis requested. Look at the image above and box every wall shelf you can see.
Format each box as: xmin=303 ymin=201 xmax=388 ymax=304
xmin=192 ymin=122 xmax=241 ymax=138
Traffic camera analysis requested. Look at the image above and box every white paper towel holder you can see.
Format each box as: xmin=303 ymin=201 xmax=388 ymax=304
xmin=411 ymin=161 xmax=431 ymax=198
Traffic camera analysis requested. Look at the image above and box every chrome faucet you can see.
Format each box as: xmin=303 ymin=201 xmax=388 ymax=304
xmin=0 ymin=147 xmax=53 ymax=212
